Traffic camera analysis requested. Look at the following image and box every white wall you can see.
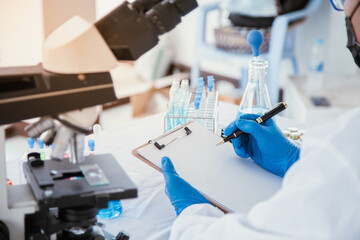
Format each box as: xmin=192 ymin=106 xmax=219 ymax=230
xmin=0 ymin=0 xmax=44 ymax=66
xmin=1 ymin=0 xmax=356 ymax=75
xmin=0 ymin=0 xmax=96 ymax=67
xmin=295 ymin=0 xmax=358 ymax=75
xmin=95 ymin=0 xmax=123 ymax=19
xmin=43 ymin=0 xmax=96 ymax=38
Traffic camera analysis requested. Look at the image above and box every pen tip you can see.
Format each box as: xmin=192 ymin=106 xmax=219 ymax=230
xmin=216 ymin=140 xmax=224 ymax=146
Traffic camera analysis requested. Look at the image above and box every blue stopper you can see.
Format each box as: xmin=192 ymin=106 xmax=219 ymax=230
xmin=207 ymin=76 xmax=214 ymax=92
xmin=247 ymin=30 xmax=263 ymax=57
xmin=37 ymin=138 xmax=44 ymax=149
xmin=27 ymin=137 xmax=35 ymax=148
xmin=316 ymin=38 xmax=324 ymax=45
xmin=88 ymin=139 xmax=95 ymax=151
xmin=194 ymin=100 xmax=200 ymax=110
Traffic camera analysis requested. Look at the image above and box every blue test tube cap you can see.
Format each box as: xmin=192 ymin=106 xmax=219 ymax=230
xmin=27 ymin=137 xmax=35 ymax=148
xmin=194 ymin=99 xmax=200 ymax=110
xmin=88 ymin=139 xmax=95 ymax=151
xmin=37 ymin=138 xmax=44 ymax=149
xmin=207 ymin=76 xmax=214 ymax=92
xmin=247 ymin=30 xmax=263 ymax=57
xmin=316 ymin=38 xmax=324 ymax=45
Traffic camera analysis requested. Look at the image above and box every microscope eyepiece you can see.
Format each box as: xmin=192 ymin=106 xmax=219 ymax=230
xmin=131 ymin=0 xmax=162 ymax=13
xmin=95 ymin=0 xmax=198 ymax=60
xmin=173 ymin=0 xmax=198 ymax=16
xmin=145 ymin=0 xmax=198 ymax=34
xmin=146 ymin=1 xmax=182 ymax=34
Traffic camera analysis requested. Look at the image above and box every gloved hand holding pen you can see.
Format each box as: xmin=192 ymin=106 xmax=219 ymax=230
xmin=224 ymin=114 xmax=300 ymax=177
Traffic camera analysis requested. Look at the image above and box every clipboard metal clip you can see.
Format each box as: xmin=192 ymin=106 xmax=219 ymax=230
xmin=149 ymin=126 xmax=192 ymax=150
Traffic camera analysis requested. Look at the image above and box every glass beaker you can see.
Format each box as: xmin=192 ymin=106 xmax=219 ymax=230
xmin=237 ymin=57 xmax=271 ymax=119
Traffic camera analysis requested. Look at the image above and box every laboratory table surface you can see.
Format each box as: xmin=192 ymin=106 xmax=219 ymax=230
xmin=6 ymin=102 xmax=308 ymax=240
xmin=88 ymin=101 xmax=307 ymax=240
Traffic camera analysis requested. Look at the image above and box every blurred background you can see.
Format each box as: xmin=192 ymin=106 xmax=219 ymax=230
xmin=1 ymin=0 xmax=359 ymax=160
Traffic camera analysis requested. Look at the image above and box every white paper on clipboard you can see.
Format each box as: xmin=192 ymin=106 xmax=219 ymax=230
xmin=134 ymin=121 xmax=282 ymax=213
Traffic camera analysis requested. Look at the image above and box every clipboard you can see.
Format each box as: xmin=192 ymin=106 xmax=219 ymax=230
xmin=132 ymin=121 xmax=282 ymax=213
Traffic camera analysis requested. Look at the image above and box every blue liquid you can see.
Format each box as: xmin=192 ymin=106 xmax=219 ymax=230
xmin=97 ymin=200 xmax=122 ymax=219
xmin=236 ymin=107 xmax=269 ymax=119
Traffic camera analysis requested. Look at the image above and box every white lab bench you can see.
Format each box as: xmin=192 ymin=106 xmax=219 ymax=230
xmin=6 ymin=102 xmax=306 ymax=240
xmin=88 ymin=101 xmax=306 ymax=240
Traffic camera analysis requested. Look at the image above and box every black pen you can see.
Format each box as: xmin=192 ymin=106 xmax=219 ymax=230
xmin=216 ymin=102 xmax=288 ymax=146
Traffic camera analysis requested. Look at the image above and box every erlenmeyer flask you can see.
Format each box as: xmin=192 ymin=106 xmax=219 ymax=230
xmin=237 ymin=30 xmax=271 ymax=119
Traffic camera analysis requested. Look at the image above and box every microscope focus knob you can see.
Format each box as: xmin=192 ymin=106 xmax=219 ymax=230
xmin=0 ymin=221 xmax=9 ymax=240
xmin=27 ymin=233 xmax=49 ymax=240
xmin=116 ymin=231 xmax=130 ymax=240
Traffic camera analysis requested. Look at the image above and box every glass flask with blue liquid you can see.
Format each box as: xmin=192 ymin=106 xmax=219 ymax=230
xmin=237 ymin=30 xmax=271 ymax=119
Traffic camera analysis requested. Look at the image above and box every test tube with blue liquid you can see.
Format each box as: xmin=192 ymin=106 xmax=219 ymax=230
xmin=194 ymin=97 xmax=201 ymax=124
xmin=179 ymin=79 xmax=190 ymax=125
xmin=205 ymin=76 xmax=215 ymax=126
xmin=165 ymin=76 xmax=219 ymax=132
xmin=197 ymin=78 xmax=206 ymax=111
xmin=167 ymin=80 xmax=180 ymax=130
xmin=237 ymin=30 xmax=271 ymax=119
xmin=88 ymin=139 xmax=95 ymax=155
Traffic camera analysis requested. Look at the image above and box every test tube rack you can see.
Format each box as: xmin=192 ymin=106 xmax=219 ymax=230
xmin=164 ymin=90 xmax=219 ymax=133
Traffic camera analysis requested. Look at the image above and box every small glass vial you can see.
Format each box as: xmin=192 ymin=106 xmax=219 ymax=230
xmin=288 ymin=127 xmax=298 ymax=133
xmin=282 ymin=130 xmax=290 ymax=138
xmin=290 ymin=132 xmax=302 ymax=148
xmin=88 ymin=139 xmax=95 ymax=155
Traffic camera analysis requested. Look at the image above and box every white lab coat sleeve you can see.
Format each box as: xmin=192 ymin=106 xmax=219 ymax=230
xmin=170 ymin=204 xmax=291 ymax=240
xmin=169 ymin=107 xmax=360 ymax=240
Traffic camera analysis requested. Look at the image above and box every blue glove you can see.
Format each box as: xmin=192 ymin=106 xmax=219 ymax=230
xmin=224 ymin=114 xmax=300 ymax=177
xmin=161 ymin=156 xmax=210 ymax=216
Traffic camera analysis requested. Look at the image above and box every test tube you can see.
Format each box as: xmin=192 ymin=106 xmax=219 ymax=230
xmin=207 ymin=76 xmax=215 ymax=93
xmin=168 ymin=80 xmax=180 ymax=130
xmin=27 ymin=137 xmax=35 ymax=153
xmin=180 ymin=80 xmax=190 ymax=125
xmin=194 ymin=95 xmax=202 ymax=125
xmin=88 ymin=139 xmax=95 ymax=155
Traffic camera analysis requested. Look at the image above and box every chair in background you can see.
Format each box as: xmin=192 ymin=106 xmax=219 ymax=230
xmin=191 ymin=0 xmax=321 ymax=104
